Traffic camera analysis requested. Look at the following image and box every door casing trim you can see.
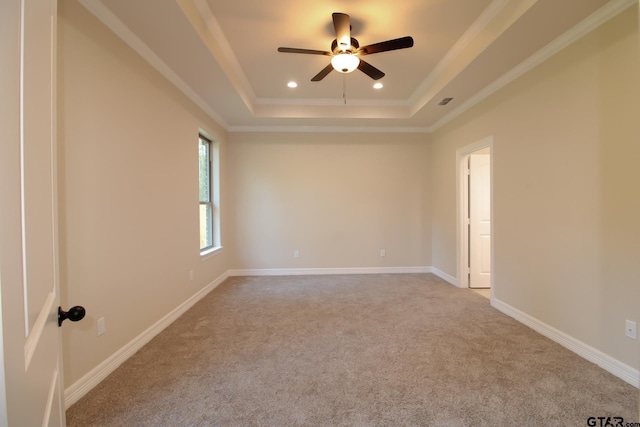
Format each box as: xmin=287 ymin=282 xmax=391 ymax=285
xmin=456 ymin=136 xmax=494 ymax=291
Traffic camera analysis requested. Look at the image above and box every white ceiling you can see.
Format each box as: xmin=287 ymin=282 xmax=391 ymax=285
xmin=79 ymin=0 xmax=632 ymax=132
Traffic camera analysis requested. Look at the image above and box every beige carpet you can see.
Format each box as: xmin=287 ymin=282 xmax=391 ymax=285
xmin=66 ymin=274 xmax=638 ymax=426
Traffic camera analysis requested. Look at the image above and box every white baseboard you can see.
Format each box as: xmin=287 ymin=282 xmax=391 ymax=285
xmin=492 ymin=297 xmax=640 ymax=389
xmin=227 ymin=266 xmax=432 ymax=276
xmin=64 ymin=271 xmax=230 ymax=408
xmin=431 ymin=267 xmax=459 ymax=287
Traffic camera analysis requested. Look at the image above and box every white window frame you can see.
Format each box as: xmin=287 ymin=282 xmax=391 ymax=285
xmin=199 ymin=133 xmax=221 ymax=256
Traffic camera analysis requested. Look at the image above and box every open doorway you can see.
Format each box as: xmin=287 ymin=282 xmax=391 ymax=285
xmin=457 ymin=137 xmax=493 ymax=295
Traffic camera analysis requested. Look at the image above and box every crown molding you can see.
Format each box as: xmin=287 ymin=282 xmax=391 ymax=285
xmin=79 ymin=0 xmax=636 ymax=133
xmin=227 ymin=125 xmax=431 ymax=133
xmin=408 ymin=0 xmax=511 ymax=110
xmin=177 ymin=0 xmax=257 ymax=114
xmin=78 ymin=0 xmax=229 ymax=129
xmin=408 ymin=0 xmax=537 ymax=116
xmin=255 ymin=97 xmax=410 ymax=107
xmin=430 ymin=0 xmax=637 ymax=131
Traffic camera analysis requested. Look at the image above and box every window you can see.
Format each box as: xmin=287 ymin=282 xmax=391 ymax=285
xmin=199 ymin=134 xmax=219 ymax=253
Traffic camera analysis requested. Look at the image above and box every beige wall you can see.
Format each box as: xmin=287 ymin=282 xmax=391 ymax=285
xmin=228 ymin=132 xmax=431 ymax=270
xmin=58 ymin=0 xmax=231 ymax=386
xmin=430 ymin=6 xmax=639 ymax=368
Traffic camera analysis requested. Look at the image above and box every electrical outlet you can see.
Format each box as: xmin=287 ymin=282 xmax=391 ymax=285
xmin=294 ymin=250 xmax=299 ymax=258
xmin=97 ymin=317 xmax=106 ymax=336
xmin=189 ymin=270 xmax=194 ymax=281
xmin=625 ymin=320 xmax=637 ymax=340
xmin=380 ymin=249 xmax=386 ymax=257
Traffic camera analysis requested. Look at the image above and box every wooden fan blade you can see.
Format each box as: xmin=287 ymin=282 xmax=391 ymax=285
xmin=332 ymin=12 xmax=351 ymax=51
xmin=278 ymin=47 xmax=332 ymax=56
xmin=357 ymin=60 xmax=385 ymax=80
xmin=311 ymin=64 xmax=334 ymax=81
xmin=358 ymin=36 xmax=414 ymax=55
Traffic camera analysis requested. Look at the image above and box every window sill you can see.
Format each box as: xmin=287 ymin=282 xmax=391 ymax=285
xmin=200 ymin=246 xmax=223 ymax=261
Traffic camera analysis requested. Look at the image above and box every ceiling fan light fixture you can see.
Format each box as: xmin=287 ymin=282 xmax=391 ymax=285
xmin=331 ymin=53 xmax=360 ymax=73
xmin=277 ymin=13 xmax=413 ymax=82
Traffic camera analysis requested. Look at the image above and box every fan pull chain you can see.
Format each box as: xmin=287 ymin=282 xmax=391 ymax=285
xmin=343 ymin=75 xmax=347 ymax=105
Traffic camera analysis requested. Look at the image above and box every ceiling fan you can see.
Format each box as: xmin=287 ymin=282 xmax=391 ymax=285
xmin=277 ymin=12 xmax=414 ymax=82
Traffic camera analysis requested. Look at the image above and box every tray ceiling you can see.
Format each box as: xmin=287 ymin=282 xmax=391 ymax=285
xmin=79 ymin=0 xmax=632 ymax=132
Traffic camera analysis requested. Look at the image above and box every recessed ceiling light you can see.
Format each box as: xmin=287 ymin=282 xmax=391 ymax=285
xmin=287 ymin=81 xmax=298 ymax=88
xmin=373 ymin=82 xmax=383 ymax=89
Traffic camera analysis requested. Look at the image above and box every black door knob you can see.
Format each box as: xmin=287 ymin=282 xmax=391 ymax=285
xmin=58 ymin=306 xmax=86 ymax=327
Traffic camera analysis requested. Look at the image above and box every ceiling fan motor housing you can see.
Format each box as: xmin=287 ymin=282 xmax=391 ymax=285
xmin=331 ymin=38 xmax=359 ymax=53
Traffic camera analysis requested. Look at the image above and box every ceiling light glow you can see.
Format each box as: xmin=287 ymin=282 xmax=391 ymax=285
xmin=373 ymin=83 xmax=383 ymax=89
xmin=331 ymin=53 xmax=360 ymax=73
xmin=287 ymin=81 xmax=298 ymax=88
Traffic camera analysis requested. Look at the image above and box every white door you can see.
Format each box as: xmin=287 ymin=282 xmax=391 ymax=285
xmin=0 ymin=0 xmax=67 ymax=425
xmin=469 ymin=153 xmax=491 ymax=288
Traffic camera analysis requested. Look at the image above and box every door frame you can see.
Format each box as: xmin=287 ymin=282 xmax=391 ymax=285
xmin=456 ymin=136 xmax=494 ymax=291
